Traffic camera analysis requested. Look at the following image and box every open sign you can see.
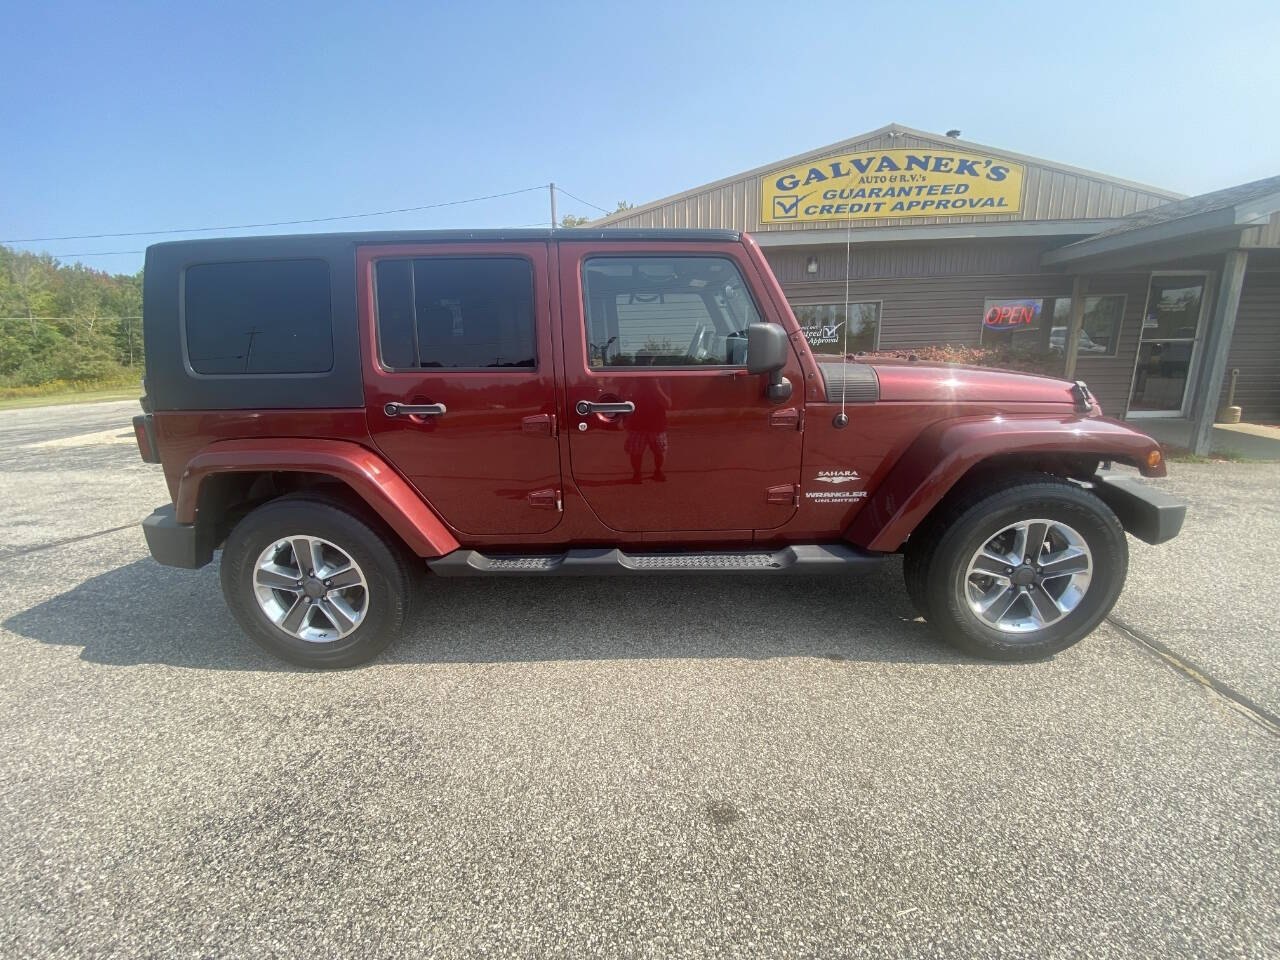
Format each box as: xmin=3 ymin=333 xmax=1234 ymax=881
xmin=983 ymin=299 xmax=1042 ymax=329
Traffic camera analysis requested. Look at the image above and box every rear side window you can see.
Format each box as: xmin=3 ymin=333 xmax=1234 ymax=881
xmin=184 ymin=259 xmax=333 ymax=375
xmin=374 ymin=257 xmax=536 ymax=369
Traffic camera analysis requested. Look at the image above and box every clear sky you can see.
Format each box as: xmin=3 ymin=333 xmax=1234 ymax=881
xmin=3 ymin=0 xmax=1277 ymax=275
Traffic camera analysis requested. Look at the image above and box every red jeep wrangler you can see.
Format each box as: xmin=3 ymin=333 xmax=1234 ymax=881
xmin=133 ymin=229 xmax=1183 ymax=667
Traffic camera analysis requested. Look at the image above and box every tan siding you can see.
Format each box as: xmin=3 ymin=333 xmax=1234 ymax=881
xmin=1217 ymin=271 xmax=1280 ymax=419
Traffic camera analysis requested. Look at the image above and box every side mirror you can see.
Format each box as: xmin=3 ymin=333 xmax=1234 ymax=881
xmin=745 ymin=323 xmax=792 ymax=403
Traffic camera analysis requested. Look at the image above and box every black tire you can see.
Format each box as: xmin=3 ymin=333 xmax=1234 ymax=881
xmin=220 ymin=496 xmax=414 ymax=668
xmin=909 ymin=476 xmax=1128 ymax=661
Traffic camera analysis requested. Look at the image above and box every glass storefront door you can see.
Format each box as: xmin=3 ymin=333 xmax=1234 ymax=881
xmin=1128 ymin=275 xmax=1208 ymax=415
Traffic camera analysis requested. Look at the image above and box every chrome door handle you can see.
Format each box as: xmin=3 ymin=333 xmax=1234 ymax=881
xmin=384 ymin=402 xmax=447 ymax=417
xmin=576 ymin=400 xmax=635 ymax=416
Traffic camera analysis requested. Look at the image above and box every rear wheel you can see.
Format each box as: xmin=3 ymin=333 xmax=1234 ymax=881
xmin=220 ymin=497 xmax=413 ymax=668
xmin=905 ymin=477 xmax=1127 ymax=661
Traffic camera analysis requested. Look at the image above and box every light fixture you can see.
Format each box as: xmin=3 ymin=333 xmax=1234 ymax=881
xmin=806 ymin=256 xmax=819 ymax=275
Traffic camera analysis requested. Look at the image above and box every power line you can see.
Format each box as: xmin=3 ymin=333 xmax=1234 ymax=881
xmin=0 ymin=316 xmax=142 ymax=321
xmin=18 ymin=250 xmax=144 ymax=259
xmin=556 ymin=188 xmax=611 ymax=214
xmin=2 ymin=185 xmax=548 ymax=244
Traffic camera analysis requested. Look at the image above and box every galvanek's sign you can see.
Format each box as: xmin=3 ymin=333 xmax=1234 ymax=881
xmin=761 ymin=148 xmax=1025 ymax=223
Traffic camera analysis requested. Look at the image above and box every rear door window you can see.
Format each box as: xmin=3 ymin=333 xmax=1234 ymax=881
xmin=184 ymin=259 xmax=333 ymax=375
xmin=374 ymin=257 xmax=536 ymax=370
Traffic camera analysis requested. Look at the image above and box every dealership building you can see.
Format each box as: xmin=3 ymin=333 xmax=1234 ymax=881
xmin=596 ymin=124 xmax=1280 ymax=453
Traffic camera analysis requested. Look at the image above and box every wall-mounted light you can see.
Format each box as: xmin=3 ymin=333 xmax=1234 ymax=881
xmin=806 ymin=256 xmax=819 ymax=275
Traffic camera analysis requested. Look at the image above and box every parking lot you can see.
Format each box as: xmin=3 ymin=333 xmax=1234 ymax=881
xmin=0 ymin=398 xmax=1276 ymax=959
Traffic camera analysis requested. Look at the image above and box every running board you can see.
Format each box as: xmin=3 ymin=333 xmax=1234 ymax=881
xmin=427 ymin=544 xmax=886 ymax=577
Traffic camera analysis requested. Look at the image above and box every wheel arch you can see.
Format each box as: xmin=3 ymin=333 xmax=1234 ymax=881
xmin=845 ymin=415 xmax=1165 ymax=553
xmin=175 ymin=439 xmax=460 ymax=559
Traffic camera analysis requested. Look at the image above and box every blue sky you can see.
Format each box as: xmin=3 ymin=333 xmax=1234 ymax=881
xmin=3 ymin=0 xmax=1277 ymax=275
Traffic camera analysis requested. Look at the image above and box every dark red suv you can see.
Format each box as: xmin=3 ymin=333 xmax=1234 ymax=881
xmin=133 ymin=229 xmax=1183 ymax=667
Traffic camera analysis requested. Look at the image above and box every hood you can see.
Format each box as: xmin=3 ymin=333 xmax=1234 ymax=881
xmin=822 ymin=358 xmax=1081 ymax=406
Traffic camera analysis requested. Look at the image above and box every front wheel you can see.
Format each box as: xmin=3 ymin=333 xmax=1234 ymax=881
xmin=220 ymin=496 xmax=413 ymax=668
xmin=906 ymin=477 xmax=1128 ymax=661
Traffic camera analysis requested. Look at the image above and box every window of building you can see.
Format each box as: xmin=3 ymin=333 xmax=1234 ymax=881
xmin=791 ymin=302 xmax=880 ymax=356
xmin=184 ymin=259 xmax=333 ymax=375
xmin=582 ymin=257 xmax=762 ymax=367
xmin=375 ymin=258 xmax=536 ymax=369
xmin=981 ymin=295 xmax=1123 ymax=356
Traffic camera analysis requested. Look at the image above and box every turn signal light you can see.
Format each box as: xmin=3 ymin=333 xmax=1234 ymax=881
xmin=1146 ymin=449 xmax=1163 ymax=469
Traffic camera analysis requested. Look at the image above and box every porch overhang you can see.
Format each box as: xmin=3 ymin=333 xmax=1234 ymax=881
xmin=1041 ymin=187 xmax=1280 ymax=272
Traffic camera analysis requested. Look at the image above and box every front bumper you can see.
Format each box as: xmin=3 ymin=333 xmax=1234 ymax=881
xmin=142 ymin=504 xmax=213 ymax=569
xmin=1092 ymin=474 xmax=1185 ymax=545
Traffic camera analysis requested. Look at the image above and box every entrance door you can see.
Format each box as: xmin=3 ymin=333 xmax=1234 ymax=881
xmin=557 ymin=242 xmax=804 ymax=532
xmin=1129 ymin=274 xmax=1208 ymax=416
xmin=358 ymin=243 xmax=563 ymax=535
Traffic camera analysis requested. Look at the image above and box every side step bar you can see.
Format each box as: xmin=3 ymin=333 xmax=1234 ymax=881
xmin=427 ymin=544 xmax=886 ymax=577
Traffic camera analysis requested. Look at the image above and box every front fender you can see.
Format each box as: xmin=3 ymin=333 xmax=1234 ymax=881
xmin=845 ymin=415 xmax=1165 ymax=552
xmin=175 ymin=438 xmax=460 ymax=558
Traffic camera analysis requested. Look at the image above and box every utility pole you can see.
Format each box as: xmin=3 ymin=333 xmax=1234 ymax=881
xmin=549 ymin=182 xmax=557 ymax=229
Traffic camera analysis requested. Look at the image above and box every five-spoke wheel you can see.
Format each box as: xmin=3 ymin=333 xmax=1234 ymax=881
xmin=253 ymin=536 xmax=369 ymax=643
xmin=904 ymin=475 xmax=1127 ymax=661
xmin=221 ymin=496 xmax=413 ymax=668
xmin=964 ymin=519 xmax=1092 ymax=633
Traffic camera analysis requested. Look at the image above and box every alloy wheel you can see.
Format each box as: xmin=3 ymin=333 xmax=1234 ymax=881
xmin=252 ymin=535 xmax=369 ymax=643
xmin=963 ymin=518 xmax=1093 ymax=635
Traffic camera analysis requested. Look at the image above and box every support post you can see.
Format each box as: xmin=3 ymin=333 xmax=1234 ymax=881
xmin=1189 ymin=249 xmax=1248 ymax=455
xmin=549 ymin=182 xmax=557 ymax=229
xmin=1061 ymin=275 xmax=1088 ymax=381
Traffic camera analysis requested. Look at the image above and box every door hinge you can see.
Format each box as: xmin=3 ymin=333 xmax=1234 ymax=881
xmin=766 ymin=483 xmax=800 ymax=507
xmin=528 ymin=488 xmax=562 ymax=511
xmin=769 ymin=406 xmax=802 ymax=430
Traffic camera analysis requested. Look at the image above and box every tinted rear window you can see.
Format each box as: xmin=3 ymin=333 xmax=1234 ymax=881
xmin=184 ymin=259 xmax=333 ymax=375
xmin=374 ymin=257 xmax=535 ymax=369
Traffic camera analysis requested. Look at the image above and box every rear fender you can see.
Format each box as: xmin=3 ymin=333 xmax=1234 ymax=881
xmin=175 ymin=438 xmax=460 ymax=557
xmin=845 ymin=415 xmax=1165 ymax=552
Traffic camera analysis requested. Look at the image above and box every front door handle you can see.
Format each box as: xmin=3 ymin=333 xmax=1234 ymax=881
xmin=576 ymin=400 xmax=635 ymax=416
xmin=384 ymin=402 xmax=447 ymax=417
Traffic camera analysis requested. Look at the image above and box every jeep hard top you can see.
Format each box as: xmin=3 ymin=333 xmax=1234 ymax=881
xmin=132 ymin=228 xmax=1184 ymax=667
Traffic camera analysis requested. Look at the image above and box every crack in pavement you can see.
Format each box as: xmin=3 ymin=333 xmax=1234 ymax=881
xmin=0 ymin=523 xmax=138 ymax=563
xmin=1108 ymin=614 xmax=1280 ymax=737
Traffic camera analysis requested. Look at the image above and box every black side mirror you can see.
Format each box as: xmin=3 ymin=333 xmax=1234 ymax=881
xmin=745 ymin=323 xmax=792 ymax=403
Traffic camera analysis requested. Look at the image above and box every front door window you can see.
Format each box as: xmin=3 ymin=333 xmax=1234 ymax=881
xmin=1129 ymin=276 xmax=1205 ymax=414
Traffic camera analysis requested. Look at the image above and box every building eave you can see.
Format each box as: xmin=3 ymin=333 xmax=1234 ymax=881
xmin=1042 ymin=190 xmax=1280 ymax=268
xmin=750 ymin=219 xmax=1124 ymax=248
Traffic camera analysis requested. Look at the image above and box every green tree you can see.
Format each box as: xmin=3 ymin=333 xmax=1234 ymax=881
xmin=0 ymin=245 xmax=143 ymax=388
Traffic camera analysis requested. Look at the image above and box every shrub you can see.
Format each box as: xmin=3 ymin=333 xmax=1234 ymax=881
xmin=855 ymin=344 xmax=1063 ymax=377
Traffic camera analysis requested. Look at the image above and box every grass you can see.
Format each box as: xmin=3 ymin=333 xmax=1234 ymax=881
xmin=0 ymin=375 xmax=140 ymax=411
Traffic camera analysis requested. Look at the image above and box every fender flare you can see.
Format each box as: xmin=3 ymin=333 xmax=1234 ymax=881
xmin=175 ymin=438 xmax=460 ymax=558
xmin=845 ymin=415 xmax=1165 ymax=553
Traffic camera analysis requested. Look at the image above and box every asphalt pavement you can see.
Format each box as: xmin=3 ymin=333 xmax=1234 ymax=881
xmin=0 ymin=399 xmax=1276 ymax=959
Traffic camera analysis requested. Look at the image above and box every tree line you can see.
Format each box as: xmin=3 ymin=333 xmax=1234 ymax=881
xmin=0 ymin=245 xmax=143 ymax=388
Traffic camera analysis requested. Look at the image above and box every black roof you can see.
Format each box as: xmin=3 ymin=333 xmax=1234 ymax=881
xmin=147 ymin=227 xmax=741 ymax=255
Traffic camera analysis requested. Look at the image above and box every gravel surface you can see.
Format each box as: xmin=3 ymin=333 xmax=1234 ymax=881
xmin=0 ymin=400 xmax=1276 ymax=959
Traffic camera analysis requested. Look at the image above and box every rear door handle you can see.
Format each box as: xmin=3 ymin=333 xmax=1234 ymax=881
xmin=576 ymin=400 xmax=635 ymax=416
xmin=384 ymin=402 xmax=447 ymax=417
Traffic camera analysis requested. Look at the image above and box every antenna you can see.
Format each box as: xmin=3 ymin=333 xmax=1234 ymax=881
xmin=833 ymin=220 xmax=853 ymax=428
